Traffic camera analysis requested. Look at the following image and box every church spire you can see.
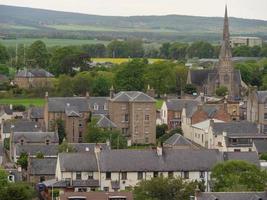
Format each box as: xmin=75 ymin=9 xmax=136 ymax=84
xmin=219 ymin=5 xmax=232 ymax=60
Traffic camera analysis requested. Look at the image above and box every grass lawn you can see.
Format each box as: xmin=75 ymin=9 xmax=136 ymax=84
xmin=0 ymin=98 xmax=45 ymax=107
xmin=156 ymin=99 xmax=164 ymax=109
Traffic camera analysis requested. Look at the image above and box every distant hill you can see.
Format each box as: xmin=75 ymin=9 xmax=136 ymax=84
xmin=1 ymin=5 xmax=267 ymax=42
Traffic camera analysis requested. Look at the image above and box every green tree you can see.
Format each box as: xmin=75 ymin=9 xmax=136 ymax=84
xmin=36 ymin=152 xmax=44 ymax=159
xmin=145 ymin=61 xmax=176 ymax=96
xmin=169 ymin=42 xmax=188 ymax=60
xmin=0 ymin=43 xmax=9 ymax=64
xmin=156 ymin=124 xmax=168 ymax=139
xmin=56 ymin=75 xmax=73 ymax=96
xmin=184 ymin=84 xmax=197 ymax=95
xmin=175 ymin=65 xmax=189 ymax=95
xmin=85 ymin=118 xmax=127 ymax=149
xmin=160 ymin=43 xmax=171 ymax=58
xmin=260 ymin=153 xmax=267 ymax=161
xmin=107 ymin=40 xmax=128 ymax=58
xmin=126 ymin=39 xmax=144 ymax=58
xmin=17 ymin=152 xmax=28 ymax=170
xmin=187 ymin=41 xmax=215 ymax=58
xmin=58 ymin=139 xmax=75 ymax=153
xmin=115 ymin=59 xmax=146 ymax=91
xmin=0 ymin=182 xmax=36 ymax=200
xmin=134 ymin=176 xmax=204 ymax=200
xmin=92 ymin=76 xmax=111 ymax=96
xmin=26 ymin=40 xmax=49 ymax=68
xmin=0 ymin=168 xmax=8 ymax=187
xmin=56 ymin=119 xmax=66 ymax=144
xmin=215 ymin=86 xmax=228 ymax=97
xmin=73 ymin=72 xmax=93 ymax=95
xmin=82 ymin=43 xmax=106 ymax=57
xmin=211 ymin=160 xmax=267 ymax=192
xmin=233 ymin=45 xmax=252 ymax=57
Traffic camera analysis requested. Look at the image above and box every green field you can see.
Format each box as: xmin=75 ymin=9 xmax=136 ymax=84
xmin=0 ymin=98 xmax=45 ymax=107
xmin=0 ymin=38 xmax=109 ymax=47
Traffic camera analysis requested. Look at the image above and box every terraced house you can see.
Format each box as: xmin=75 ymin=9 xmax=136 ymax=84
xmin=108 ymin=91 xmax=156 ymax=144
xmin=51 ymin=147 xmax=259 ymax=193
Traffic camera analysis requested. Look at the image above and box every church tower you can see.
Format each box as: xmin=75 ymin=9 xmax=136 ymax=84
xmin=217 ymin=5 xmax=236 ymax=98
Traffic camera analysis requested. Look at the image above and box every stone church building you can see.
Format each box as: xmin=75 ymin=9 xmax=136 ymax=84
xmin=187 ymin=6 xmax=243 ymax=100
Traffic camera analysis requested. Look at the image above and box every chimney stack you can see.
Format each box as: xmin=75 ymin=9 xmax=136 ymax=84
xmin=156 ymin=146 xmax=163 ymax=156
xmin=86 ymin=91 xmax=90 ymax=99
xmin=110 ymin=85 xmax=115 ymax=99
xmin=45 ymin=92 xmax=49 ymax=100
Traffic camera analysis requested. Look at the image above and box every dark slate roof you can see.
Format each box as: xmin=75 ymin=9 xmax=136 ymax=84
xmin=1 ymin=105 xmax=13 ymax=115
xmin=29 ymin=158 xmax=57 ymax=175
xmin=223 ymin=152 xmax=260 ymax=166
xmin=12 ymin=132 xmax=59 ymax=144
xmin=165 ymin=99 xmax=199 ymax=112
xmin=70 ymin=143 xmax=110 ymax=152
xmin=29 ymin=107 xmax=44 ymax=119
xmin=3 ymin=120 xmax=42 ymax=133
xmin=16 ymin=144 xmax=58 ymax=157
xmin=60 ymin=192 xmax=133 ymax=200
xmin=189 ymin=69 xmax=241 ymax=87
xmin=16 ymin=69 xmax=54 ymax=78
xmin=111 ymin=91 xmax=155 ymax=102
xmin=65 ymin=106 xmax=80 ymax=117
xmin=99 ymin=149 xmax=222 ymax=172
xmin=48 ymin=97 xmax=89 ymax=112
xmin=164 ymin=134 xmax=193 ymax=146
xmin=88 ymin=97 xmax=109 ymax=115
xmin=253 ymin=140 xmax=267 ymax=154
xmin=196 ymin=192 xmax=267 ymax=200
xmin=58 ymin=152 xmax=98 ymax=172
xmin=212 ymin=121 xmax=258 ymax=136
xmin=43 ymin=179 xmax=100 ymax=188
xmin=185 ymin=101 xmax=200 ymax=117
xmin=93 ymin=114 xmax=117 ymax=129
xmin=257 ymin=91 xmax=267 ymax=103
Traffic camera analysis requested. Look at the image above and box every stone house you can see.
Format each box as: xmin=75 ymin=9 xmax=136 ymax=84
xmin=14 ymin=69 xmax=54 ymax=89
xmin=52 ymin=147 xmax=259 ymax=193
xmin=108 ymin=91 xmax=156 ymax=144
xmin=247 ymin=90 xmax=267 ymax=133
xmin=44 ymin=94 xmax=90 ymax=143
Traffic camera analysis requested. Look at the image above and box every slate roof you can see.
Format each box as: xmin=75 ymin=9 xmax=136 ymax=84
xmin=48 ymin=97 xmax=89 ymax=113
xmin=58 ymin=152 xmax=98 ymax=172
xmin=253 ymin=140 xmax=267 ymax=154
xmin=196 ymin=192 xmax=267 ymax=200
xmin=223 ymin=152 xmax=260 ymax=166
xmin=165 ymin=99 xmax=199 ymax=112
xmin=99 ymin=149 xmax=222 ymax=172
xmin=93 ymin=114 xmax=117 ymax=129
xmin=257 ymin=91 xmax=267 ymax=103
xmin=16 ymin=69 xmax=54 ymax=78
xmin=88 ymin=97 xmax=109 ymax=115
xmin=16 ymin=144 xmax=58 ymax=157
xmin=1 ymin=105 xmax=13 ymax=115
xmin=29 ymin=107 xmax=44 ymax=119
xmin=42 ymin=179 xmax=100 ymax=188
xmin=189 ymin=69 xmax=242 ymax=87
xmin=164 ymin=134 xmax=193 ymax=146
xmin=111 ymin=91 xmax=155 ymax=102
xmin=212 ymin=121 xmax=258 ymax=136
xmin=12 ymin=132 xmax=59 ymax=144
xmin=65 ymin=106 xmax=80 ymax=117
xmin=60 ymin=192 xmax=133 ymax=200
xmin=3 ymin=120 xmax=42 ymax=133
xmin=184 ymin=101 xmax=200 ymax=117
xmin=70 ymin=143 xmax=110 ymax=152
xmin=29 ymin=158 xmax=57 ymax=175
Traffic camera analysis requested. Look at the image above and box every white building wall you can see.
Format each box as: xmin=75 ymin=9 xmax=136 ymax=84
xmin=160 ymin=102 xmax=168 ymax=125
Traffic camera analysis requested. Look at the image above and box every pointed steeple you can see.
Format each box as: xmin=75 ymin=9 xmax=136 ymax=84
xmin=219 ymin=5 xmax=232 ymax=61
xmin=223 ymin=5 xmax=230 ymax=41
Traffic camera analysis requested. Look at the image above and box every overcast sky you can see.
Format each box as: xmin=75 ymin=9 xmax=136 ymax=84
xmin=1 ymin=0 xmax=267 ymax=20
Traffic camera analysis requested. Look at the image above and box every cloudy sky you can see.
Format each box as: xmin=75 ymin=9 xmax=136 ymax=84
xmin=1 ymin=0 xmax=267 ymax=20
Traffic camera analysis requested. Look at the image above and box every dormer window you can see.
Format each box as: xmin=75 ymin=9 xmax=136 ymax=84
xmin=46 ymin=139 xmax=50 ymax=145
xmin=20 ymin=139 xmax=24 ymax=145
xmin=93 ymin=103 xmax=99 ymax=110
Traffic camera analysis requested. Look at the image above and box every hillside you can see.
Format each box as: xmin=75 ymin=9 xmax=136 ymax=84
xmin=1 ymin=5 xmax=267 ymax=42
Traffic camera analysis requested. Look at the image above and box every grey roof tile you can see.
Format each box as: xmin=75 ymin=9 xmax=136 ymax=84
xmin=94 ymin=114 xmax=117 ymax=129
xmin=13 ymin=132 xmax=59 ymax=144
xmin=253 ymin=140 xmax=267 ymax=154
xmin=16 ymin=69 xmax=54 ymax=78
xmin=29 ymin=107 xmax=44 ymax=119
xmin=16 ymin=144 xmax=58 ymax=157
xmin=166 ymin=99 xmax=199 ymax=112
xmin=212 ymin=121 xmax=258 ymax=136
xmin=88 ymin=97 xmax=109 ymax=115
xmin=164 ymin=134 xmax=193 ymax=146
xmin=3 ymin=120 xmax=42 ymax=133
xmin=29 ymin=158 xmax=57 ymax=175
xmin=58 ymin=152 xmax=98 ymax=172
xmin=112 ymin=91 xmax=155 ymax=102
xmin=48 ymin=97 xmax=89 ymax=112
xmin=70 ymin=143 xmax=110 ymax=152
xmin=223 ymin=151 xmax=260 ymax=166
